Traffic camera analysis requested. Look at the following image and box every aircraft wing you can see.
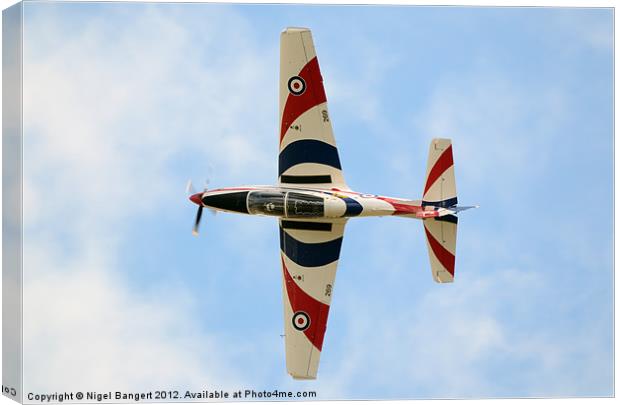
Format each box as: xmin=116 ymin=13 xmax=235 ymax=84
xmin=279 ymin=28 xmax=348 ymax=189
xmin=279 ymin=218 xmax=346 ymax=379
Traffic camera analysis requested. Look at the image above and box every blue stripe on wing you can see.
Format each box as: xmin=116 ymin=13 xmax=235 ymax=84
xmin=279 ymin=139 xmax=342 ymax=177
xmin=279 ymin=226 xmax=343 ymax=267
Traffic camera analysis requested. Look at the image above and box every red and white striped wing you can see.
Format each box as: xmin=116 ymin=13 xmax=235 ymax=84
xmin=279 ymin=219 xmax=346 ymax=379
xmin=279 ymin=28 xmax=347 ymax=189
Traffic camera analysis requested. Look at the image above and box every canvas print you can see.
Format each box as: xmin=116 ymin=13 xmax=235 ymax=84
xmin=2 ymin=1 xmax=614 ymax=402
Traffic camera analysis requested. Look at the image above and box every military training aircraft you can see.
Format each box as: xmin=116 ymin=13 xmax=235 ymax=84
xmin=188 ymin=27 xmax=477 ymax=380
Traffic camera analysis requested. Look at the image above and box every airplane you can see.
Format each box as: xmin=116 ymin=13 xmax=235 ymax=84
xmin=188 ymin=27 xmax=477 ymax=380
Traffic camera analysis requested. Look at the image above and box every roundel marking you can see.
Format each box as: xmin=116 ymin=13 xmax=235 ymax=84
xmin=292 ymin=311 xmax=310 ymax=331
xmin=287 ymin=76 xmax=306 ymax=96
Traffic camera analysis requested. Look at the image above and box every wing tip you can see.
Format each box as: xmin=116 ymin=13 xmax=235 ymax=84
xmin=434 ymin=274 xmax=455 ymax=284
xmin=290 ymin=373 xmax=317 ymax=380
xmin=282 ymin=26 xmax=311 ymax=35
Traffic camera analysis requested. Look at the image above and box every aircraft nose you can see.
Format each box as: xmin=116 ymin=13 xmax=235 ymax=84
xmin=189 ymin=193 xmax=203 ymax=206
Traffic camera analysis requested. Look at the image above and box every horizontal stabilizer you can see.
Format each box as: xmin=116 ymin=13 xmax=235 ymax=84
xmin=423 ymin=138 xmax=457 ymax=208
xmin=423 ymin=217 xmax=457 ymax=283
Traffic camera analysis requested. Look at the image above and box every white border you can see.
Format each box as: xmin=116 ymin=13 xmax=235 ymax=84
xmin=0 ymin=2 xmax=615 ymax=405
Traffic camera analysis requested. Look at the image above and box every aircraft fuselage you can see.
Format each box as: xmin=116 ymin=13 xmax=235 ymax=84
xmin=189 ymin=186 xmax=450 ymax=220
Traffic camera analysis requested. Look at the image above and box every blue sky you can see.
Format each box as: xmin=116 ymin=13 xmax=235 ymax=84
xmin=18 ymin=2 xmax=612 ymax=399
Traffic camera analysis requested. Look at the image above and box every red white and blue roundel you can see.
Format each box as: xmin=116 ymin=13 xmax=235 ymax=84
xmin=292 ymin=311 xmax=310 ymax=331
xmin=287 ymin=76 xmax=306 ymax=96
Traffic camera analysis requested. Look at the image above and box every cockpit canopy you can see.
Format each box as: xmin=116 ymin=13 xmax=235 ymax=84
xmin=247 ymin=191 xmax=285 ymax=216
xmin=247 ymin=191 xmax=324 ymax=218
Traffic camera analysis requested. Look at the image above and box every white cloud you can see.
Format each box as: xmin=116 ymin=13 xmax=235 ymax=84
xmin=318 ymin=267 xmax=611 ymax=398
xmin=22 ymin=5 xmax=276 ymax=230
xmin=23 ymin=246 xmax=245 ymax=392
xmin=21 ymin=4 xmax=278 ymax=392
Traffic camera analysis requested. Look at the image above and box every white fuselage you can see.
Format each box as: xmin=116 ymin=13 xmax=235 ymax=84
xmin=190 ymin=185 xmax=449 ymax=220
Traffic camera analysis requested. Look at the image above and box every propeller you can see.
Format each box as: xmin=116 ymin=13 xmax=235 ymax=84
xmin=187 ymin=179 xmax=206 ymax=236
xmin=187 ymin=172 xmax=216 ymax=236
xmin=186 ymin=179 xmax=196 ymax=196
xmin=192 ymin=205 xmax=203 ymax=236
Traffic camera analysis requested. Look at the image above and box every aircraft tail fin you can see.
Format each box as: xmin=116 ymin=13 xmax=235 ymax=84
xmin=422 ymin=138 xmax=457 ymax=208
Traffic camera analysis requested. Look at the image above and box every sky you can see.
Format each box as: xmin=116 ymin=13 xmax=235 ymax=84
xmin=13 ymin=1 xmax=613 ymax=400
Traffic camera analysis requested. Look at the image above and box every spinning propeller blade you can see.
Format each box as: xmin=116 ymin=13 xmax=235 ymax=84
xmin=188 ymin=170 xmax=215 ymax=236
xmin=186 ymin=180 xmax=196 ymax=196
xmin=192 ymin=206 xmax=203 ymax=236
